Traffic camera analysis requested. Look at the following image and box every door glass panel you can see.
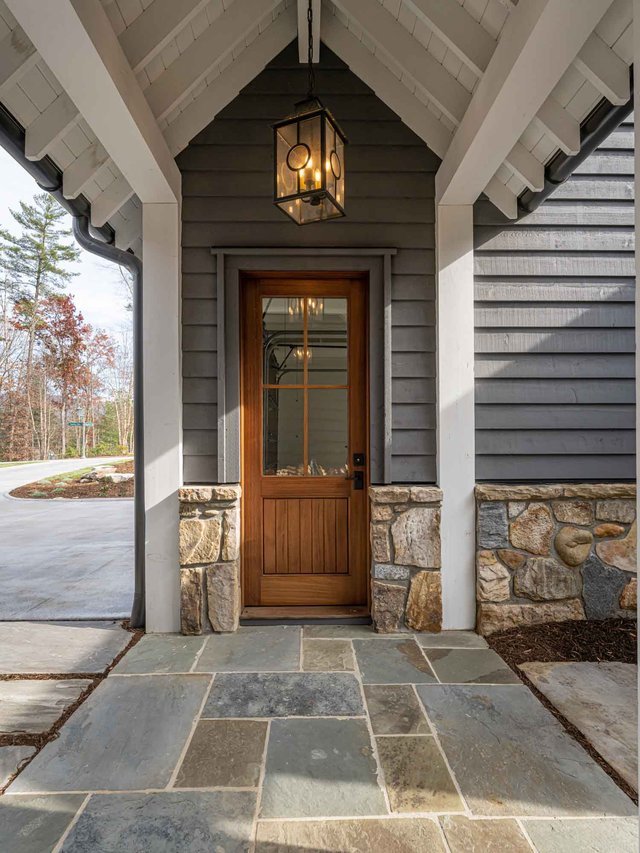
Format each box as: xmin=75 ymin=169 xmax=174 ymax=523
xmin=262 ymin=297 xmax=304 ymax=385
xmin=307 ymin=298 xmax=348 ymax=385
xmin=263 ymin=388 xmax=304 ymax=475
xmin=308 ymin=388 xmax=348 ymax=476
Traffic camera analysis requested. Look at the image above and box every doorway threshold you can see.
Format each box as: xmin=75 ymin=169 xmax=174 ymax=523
xmin=241 ymin=605 xmax=370 ymax=626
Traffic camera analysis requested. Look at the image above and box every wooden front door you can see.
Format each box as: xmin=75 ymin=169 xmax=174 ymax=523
xmin=241 ymin=274 xmax=369 ymax=608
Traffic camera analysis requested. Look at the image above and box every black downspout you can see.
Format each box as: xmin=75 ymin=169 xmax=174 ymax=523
xmin=0 ymin=103 xmax=145 ymax=628
xmin=519 ymin=67 xmax=634 ymax=216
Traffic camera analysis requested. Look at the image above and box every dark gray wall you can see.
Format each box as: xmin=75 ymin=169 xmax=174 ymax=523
xmin=474 ymin=116 xmax=635 ymax=481
xmin=178 ymin=42 xmax=437 ymax=485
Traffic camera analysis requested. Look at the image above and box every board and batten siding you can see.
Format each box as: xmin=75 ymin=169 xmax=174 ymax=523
xmin=474 ymin=116 xmax=635 ymax=481
xmin=178 ymin=43 xmax=437 ymax=485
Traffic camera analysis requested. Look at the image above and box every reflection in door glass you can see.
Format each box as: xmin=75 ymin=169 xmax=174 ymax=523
xmin=308 ymin=388 xmax=348 ymax=476
xmin=308 ymin=298 xmax=347 ymax=385
xmin=262 ymin=297 xmax=304 ymax=385
xmin=263 ymin=388 xmax=304 ymax=475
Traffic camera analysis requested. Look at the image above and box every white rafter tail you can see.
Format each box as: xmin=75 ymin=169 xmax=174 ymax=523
xmin=436 ymin=0 xmax=616 ymax=207
xmin=321 ymin=11 xmax=452 ymax=157
xmin=334 ymin=0 xmax=470 ymax=125
xmin=91 ymin=175 xmax=135 ymax=228
xmin=5 ymin=0 xmax=180 ymax=206
xmin=534 ymin=95 xmax=580 ymax=155
xmin=484 ymin=176 xmax=518 ymax=219
xmin=0 ymin=25 xmax=38 ymax=90
xmin=25 ymin=93 xmax=79 ymax=161
xmin=404 ymin=0 xmax=495 ymax=77
xmin=297 ymin=0 xmax=320 ymax=63
xmin=115 ymin=202 xmax=142 ymax=250
xmin=164 ymin=7 xmax=297 ymax=155
xmin=119 ymin=0 xmax=211 ymax=73
xmin=63 ymin=141 xmax=111 ymax=198
xmin=504 ymin=141 xmax=545 ymax=192
xmin=146 ymin=0 xmax=283 ymax=121
xmin=574 ymin=32 xmax=630 ymax=105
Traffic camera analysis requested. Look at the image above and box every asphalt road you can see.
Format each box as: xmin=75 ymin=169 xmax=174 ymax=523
xmin=0 ymin=458 xmax=134 ymax=620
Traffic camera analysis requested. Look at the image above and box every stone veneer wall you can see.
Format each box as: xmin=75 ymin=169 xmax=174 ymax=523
xmin=369 ymin=486 xmax=443 ymax=633
xmin=179 ymin=486 xmax=241 ymax=634
xmin=475 ymin=484 xmax=637 ymax=635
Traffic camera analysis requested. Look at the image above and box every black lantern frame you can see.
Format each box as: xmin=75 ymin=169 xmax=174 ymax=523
xmin=273 ymin=97 xmax=347 ymax=225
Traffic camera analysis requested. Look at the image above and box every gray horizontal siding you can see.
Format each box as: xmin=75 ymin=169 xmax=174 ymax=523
xmin=178 ymin=42 xmax=437 ymax=484
xmin=474 ymin=117 xmax=635 ymax=481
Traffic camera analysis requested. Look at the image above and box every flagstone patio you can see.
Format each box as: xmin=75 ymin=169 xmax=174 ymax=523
xmin=1 ymin=625 xmax=637 ymax=852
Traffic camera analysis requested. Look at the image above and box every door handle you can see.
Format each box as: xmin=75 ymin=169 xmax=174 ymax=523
xmin=345 ymin=470 xmax=364 ymax=490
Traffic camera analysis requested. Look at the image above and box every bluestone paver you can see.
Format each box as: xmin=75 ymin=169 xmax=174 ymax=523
xmin=416 ymin=684 xmax=636 ymax=817
xmin=303 ymin=625 xmax=402 ymax=639
xmin=0 ymin=745 xmax=35 ymax=787
xmin=439 ymin=815 xmax=532 ymax=852
xmin=416 ymin=630 xmax=488 ymax=649
xmin=376 ymin=736 xmax=463 ymax=813
xmin=195 ymin=625 xmax=300 ymax=672
xmin=255 ymin=817 xmax=446 ymax=851
xmin=112 ymin=635 xmax=206 ymax=674
xmin=302 ymin=638 xmax=355 ymax=671
xmin=204 ymin=672 xmax=364 ymax=718
xmin=0 ymin=794 xmax=84 ymax=853
xmin=425 ymin=648 xmax=520 ymax=684
xmin=364 ymin=685 xmax=429 ymax=735
xmin=175 ymin=719 xmax=267 ymax=788
xmin=353 ymin=638 xmax=436 ymax=684
xmin=9 ymin=674 xmax=210 ymax=792
xmin=260 ymin=718 xmax=386 ymax=818
xmin=523 ymin=817 xmax=639 ymax=852
xmin=60 ymin=791 xmax=256 ymax=853
xmin=0 ymin=679 xmax=91 ymax=734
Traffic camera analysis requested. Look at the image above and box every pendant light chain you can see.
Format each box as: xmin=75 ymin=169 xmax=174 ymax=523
xmin=306 ymin=0 xmax=315 ymax=99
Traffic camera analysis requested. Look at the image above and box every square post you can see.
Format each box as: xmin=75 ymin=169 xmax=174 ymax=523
xmin=142 ymin=202 xmax=182 ymax=632
xmin=436 ymin=204 xmax=476 ymax=629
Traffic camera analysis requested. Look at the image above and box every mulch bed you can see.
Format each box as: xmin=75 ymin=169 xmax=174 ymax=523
xmin=487 ymin=618 xmax=638 ymax=803
xmin=10 ymin=459 xmax=134 ymax=500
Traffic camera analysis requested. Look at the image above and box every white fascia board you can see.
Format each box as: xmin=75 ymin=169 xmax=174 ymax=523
xmin=436 ymin=0 xmax=615 ymax=206
xmin=321 ymin=11 xmax=452 ymax=158
xmin=5 ymin=0 xmax=180 ymax=205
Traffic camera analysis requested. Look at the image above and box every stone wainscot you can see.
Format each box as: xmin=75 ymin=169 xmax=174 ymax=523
xmin=179 ymin=485 xmax=241 ymax=634
xmin=475 ymin=483 xmax=637 ymax=635
xmin=369 ymin=486 xmax=442 ymax=633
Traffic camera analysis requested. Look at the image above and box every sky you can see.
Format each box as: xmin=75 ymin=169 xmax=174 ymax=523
xmin=0 ymin=146 xmax=132 ymax=337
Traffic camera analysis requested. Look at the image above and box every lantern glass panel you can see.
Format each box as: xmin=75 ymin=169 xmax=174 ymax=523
xmin=335 ymin=129 xmax=345 ymax=209
xmin=275 ymin=122 xmax=298 ymax=200
xmin=297 ymin=115 xmax=323 ymax=195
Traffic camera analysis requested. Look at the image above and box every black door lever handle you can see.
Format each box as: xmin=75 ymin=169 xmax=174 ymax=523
xmin=345 ymin=470 xmax=364 ymax=490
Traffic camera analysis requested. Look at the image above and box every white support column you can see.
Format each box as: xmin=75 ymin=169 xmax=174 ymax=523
xmin=436 ymin=204 xmax=476 ymax=629
xmin=142 ymin=202 xmax=182 ymax=632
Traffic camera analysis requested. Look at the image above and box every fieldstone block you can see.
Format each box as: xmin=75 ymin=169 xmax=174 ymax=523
xmin=508 ymin=501 xmax=526 ymax=518
xmin=514 ymin=557 xmax=581 ymax=602
xmin=371 ymin=524 xmax=391 ymax=563
xmin=180 ymin=567 xmax=203 ymax=635
xmin=596 ymin=521 xmax=636 ymax=573
xmin=582 ymin=555 xmax=628 ymax=620
xmin=497 ymin=549 xmax=526 ymax=570
xmin=410 ymin=486 xmax=443 ymax=503
xmin=565 ymin=484 xmax=635 ymax=499
xmin=372 ymin=563 xmax=411 ymax=581
xmin=509 ymin=503 xmax=553 ymax=555
xmin=179 ymin=485 xmax=241 ymax=503
xmin=221 ymin=507 xmax=239 ymax=561
xmin=620 ymin=578 xmax=637 ymax=610
xmin=391 ymin=507 xmax=441 ymax=568
xmin=179 ymin=517 xmax=222 ymax=565
xmin=555 ymin=527 xmax=593 ymax=567
xmin=596 ymin=499 xmax=636 ymax=523
xmin=476 ymin=551 xmax=510 ymax=602
xmin=206 ymin=562 xmax=240 ymax=633
xmin=477 ymin=503 xmax=508 ymax=549
xmin=371 ymin=504 xmax=393 ymax=521
xmin=552 ymin=500 xmax=594 ymax=525
xmin=477 ymin=599 xmax=585 ymax=636
xmin=476 ymin=484 xmax=562 ymax=501
xmin=405 ymin=571 xmax=442 ymax=632
xmin=371 ymin=581 xmax=406 ymax=633
xmin=370 ymin=486 xmax=410 ymax=503
xmin=594 ymin=523 xmax=625 ymax=538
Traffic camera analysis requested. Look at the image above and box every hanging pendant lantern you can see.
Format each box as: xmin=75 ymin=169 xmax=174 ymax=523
xmin=273 ymin=1 xmax=346 ymax=224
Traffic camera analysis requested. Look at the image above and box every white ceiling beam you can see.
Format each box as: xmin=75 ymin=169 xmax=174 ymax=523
xmin=534 ymin=95 xmax=580 ymax=155
xmin=334 ymin=0 xmax=470 ymax=125
xmin=146 ymin=0 xmax=282 ymax=121
xmin=63 ymin=140 xmax=110 ymax=198
xmin=25 ymin=93 xmax=79 ymax=160
xmin=5 ymin=0 xmax=180 ymax=206
xmin=298 ymin=0 xmax=320 ymax=63
xmin=484 ymin=176 xmax=518 ymax=219
xmin=321 ymin=11 xmax=452 ymax=158
xmin=504 ymin=141 xmax=545 ymax=192
xmin=119 ymin=0 xmax=211 ymax=73
xmin=404 ymin=0 xmax=495 ymax=78
xmin=164 ymin=6 xmax=297 ymax=155
xmin=436 ymin=0 xmax=615 ymax=206
xmin=115 ymin=203 xmax=142 ymax=250
xmin=574 ymin=32 xmax=630 ymax=105
xmin=91 ymin=175 xmax=135 ymax=227
xmin=0 ymin=25 xmax=39 ymax=90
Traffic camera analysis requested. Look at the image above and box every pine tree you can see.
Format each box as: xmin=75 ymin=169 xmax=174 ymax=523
xmin=0 ymin=194 xmax=79 ymax=458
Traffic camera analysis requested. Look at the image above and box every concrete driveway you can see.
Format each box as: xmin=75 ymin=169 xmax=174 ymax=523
xmin=0 ymin=459 xmax=133 ymax=620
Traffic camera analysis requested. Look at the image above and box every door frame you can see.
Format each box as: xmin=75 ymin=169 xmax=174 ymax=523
xmin=239 ymin=270 xmax=371 ymax=612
